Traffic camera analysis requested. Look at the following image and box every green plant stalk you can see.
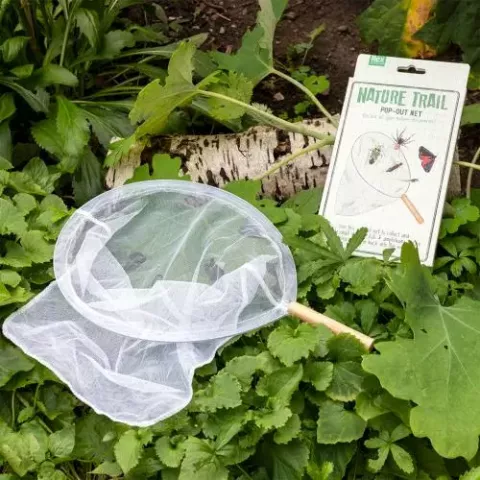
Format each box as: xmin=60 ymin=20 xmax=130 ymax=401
xmin=198 ymin=90 xmax=333 ymax=142
xmin=466 ymin=146 xmax=480 ymax=199
xmin=271 ymin=68 xmax=338 ymax=127
xmin=255 ymin=139 xmax=333 ymax=180
xmin=454 ymin=160 xmax=480 ymax=173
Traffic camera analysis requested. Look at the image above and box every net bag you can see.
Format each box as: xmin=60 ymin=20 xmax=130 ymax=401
xmin=3 ymin=181 xmax=297 ymax=425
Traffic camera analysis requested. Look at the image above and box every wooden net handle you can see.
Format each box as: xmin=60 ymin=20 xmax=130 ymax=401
xmin=288 ymin=302 xmax=375 ymax=351
xmin=401 ymin=194 xmax=424 ymax=224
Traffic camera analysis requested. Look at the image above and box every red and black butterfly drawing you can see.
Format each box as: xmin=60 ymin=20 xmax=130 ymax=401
xmin=419 ymin=146 xmax=437 ymax=173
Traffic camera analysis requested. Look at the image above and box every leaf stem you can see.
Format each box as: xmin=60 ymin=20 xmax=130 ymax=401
xmin=271 ymin=68 xmax=338 ymax=127
xmin=255 ymin=138 xmax=333 ymax=180
xmin=11 ymin=391 xmax=16 ymax=428
xmin=16 ymin=392 xmax=53 ymax=434
xmin=198 ymin=89 xmax=332 ymax=142
xmin=465 ymin=146 xmax=480 ymax=199
xmin=454 ymin=160 xmax=480 ymax=173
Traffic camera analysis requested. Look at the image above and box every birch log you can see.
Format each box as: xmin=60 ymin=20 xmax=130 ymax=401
xmin=106 ymin=118 xmax=462 ymax=198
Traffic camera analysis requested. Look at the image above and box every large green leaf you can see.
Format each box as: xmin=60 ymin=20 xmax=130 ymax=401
xmin=56 ymin=95 xmax=90 ymax=158
xmin=364 ymin=242 xmax=480 ymax=459
xmin=260 ymin=439 xmax=309 ymax=480
xmin=73 ymin=148 xmax=104 ymax=205
xmin=0 ymin=93 xmax=15 ymax=123
xmin=0 ymin=343 xmax=34 ymax=387
xmin=212 ymin=0 xmax=288 ymax=85
xmin=358 ymin=0 xmax=436 ymax=57
xmin=130 ymin=41 xmax=206 ymax=137
xmin=317 ymin=401 xmax=366 ymax=444
xmin=416 ymin=0 xmax=480 ymax=76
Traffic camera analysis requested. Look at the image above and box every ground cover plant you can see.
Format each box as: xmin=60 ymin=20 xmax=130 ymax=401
xmin=3 ymin=0 xmax=480 ymax=479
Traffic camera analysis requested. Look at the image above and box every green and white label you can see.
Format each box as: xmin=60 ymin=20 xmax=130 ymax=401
xmin=368 ymin=55 xmax=386 ymax=67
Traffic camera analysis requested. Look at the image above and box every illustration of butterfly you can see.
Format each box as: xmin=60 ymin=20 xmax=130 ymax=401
xmin=419 ymin=146 xmax=437 ymax=173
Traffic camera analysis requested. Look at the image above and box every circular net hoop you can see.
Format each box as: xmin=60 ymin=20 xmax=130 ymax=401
xmin=3 ymin=180 xmax=297 ymax=425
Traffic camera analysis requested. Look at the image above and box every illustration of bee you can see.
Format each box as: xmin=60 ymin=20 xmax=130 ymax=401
xmin=368 ymin=144 xmax=383 ymax=165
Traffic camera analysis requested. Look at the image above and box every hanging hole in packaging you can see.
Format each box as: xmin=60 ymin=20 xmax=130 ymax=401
xmin=397 ymin=65 xmax=426 ymax=75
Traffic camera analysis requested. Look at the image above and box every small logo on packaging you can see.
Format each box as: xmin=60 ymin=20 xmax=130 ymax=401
xmin=369 ymin=55 xmax=387 ymax=67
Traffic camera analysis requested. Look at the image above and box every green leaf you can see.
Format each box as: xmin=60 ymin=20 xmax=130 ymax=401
xmin=128 ymin=153 xmax=190 ymax=183
xmin=49 ymin=426 xmax=75 ymax=457
xmin=260 ymin=439 xmax=309 ymax=480
xmin=0 ymin=343 xmax=34 ymax=387
xmin=115 ymin=430 xmax=143 ymax=474
xmin=83 ymin=106 xmax=134 ymax=149
xmin=303 ymin=361 xmax=333 ymax=392
xmin=255 ymin=405 xmax=292 ymax=430
xmin=317 ymin=401 xmax=366 ymax=444
xmin=13 ymin=193 xmax=36 ymax=215
xmin=21 ymin=231 xmax=54 ymax=264
xmin=179 ymin=438 xmax=229 ymax=480
xmin=31 ymin=118 xmax=65 ymax=159
xmin=38 ymin=462 xmax=67 ymax=480
xmin=74 ymin=413 xmax=116 ymax=462
xmin=75 ymin=8 xmax=100 ymax=49
xmin=91 ymin=461 xmax=123 ymax=476
xmin=98 ymin=30 xmax=136 ymax=59
xmin=17 ymin=406 xmax=35 ymax=424
xmin=390 ymin=444 xmax=414 ymax=474
xmin=326 ymin=361 xmax=366 ymax=402
xmin=303 ymin=75 xmax=330 ymax=95
xmin=0 ymin=241 xmax=31 ymax=268
xmin=416 ymin=0 xmax=480 ymax=72
xmin=35 ymin=65 xmax=79 ymax=87
xmin=130 ymin=41 xmax=202 ymax=137
xmin=1 ymin=37 xmax=28 ymax=63
xmin=345 ymin=228 xmax=368 ymax=257
xmin=155 ymin=437 xmax=186 ymax=468
xmin=339 ymin=257 xmax=383 ymax=295
xmin=273 ymin=413 xmax=301 ymax=444
xmin=358 ymin=0 xmax=431 ymax=57
xmin=461 ymin=104 xmax=480 ymax=126
xmin=461 ymin=467 xmax=480 ymax=480
xmin=327 ymin=334 xmax=368 ymax=362
xmin=73 ymin=148 xmax=104 ymax=205
xmin=224 ymin=352 xmax=278 ymax=389
xmin=317 ymin=216 xmax=345 ymax=258
xmin=0 ymin=270 xmax=21 ymax=287
xmin=368 ymin=445 xmax=389 ymax=473
xmin=363 ymin=242 xmax=480 ymax=459
xmin=0 ymin=93 xmax=15 ymax=123
xmin=0 ymin=199 xmax=27 ymax=236
xmin=283 ymin=188 xmax=322 ymax=215
xmin=194 ymin=372 xmax=242 ymax=412
xmin=256 ymin=365 xmax=303 ymax=408
xmin=0 ymin=79 xmax=49 ymax=113
xmin=56 ymin=95 xmax=90 ymax=158
xmin=267 ymin=322 xmax=325 ymax=366
xmin=309 ymin=443 xmax=356 ymax=480
xmin=206 ymin=72 xmax=253 ymax=120
xmin=211 ymin=0 xmax=288 ymax=85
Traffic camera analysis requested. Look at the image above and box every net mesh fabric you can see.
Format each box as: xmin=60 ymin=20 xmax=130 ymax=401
xmin=3 ymin=181 xmax=297 ymax=425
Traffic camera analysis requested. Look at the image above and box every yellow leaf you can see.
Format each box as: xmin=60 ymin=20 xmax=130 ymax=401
xmin=402 ymin=0 xmax=437 ymax=58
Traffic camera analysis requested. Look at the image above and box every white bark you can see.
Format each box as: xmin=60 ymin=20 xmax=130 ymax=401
xmin=106 ymin=118 xmax=462 ymax=199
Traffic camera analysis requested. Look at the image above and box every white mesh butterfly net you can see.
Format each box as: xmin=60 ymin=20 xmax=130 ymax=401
xmin=3 ymin=180 xmax=297 ymax=426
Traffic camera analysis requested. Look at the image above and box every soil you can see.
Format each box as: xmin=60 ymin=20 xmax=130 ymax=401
xmin=157 ymin=0 xmax=480 ymax=188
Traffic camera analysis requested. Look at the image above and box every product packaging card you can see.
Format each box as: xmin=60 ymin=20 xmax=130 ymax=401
xmin=319 ymin=55 xmax=470 ymax=266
